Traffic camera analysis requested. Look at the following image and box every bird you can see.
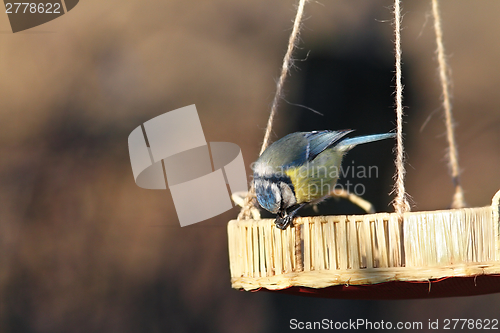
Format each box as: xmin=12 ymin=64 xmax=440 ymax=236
xmin=253 ymin=130 xmax=395 ymax=229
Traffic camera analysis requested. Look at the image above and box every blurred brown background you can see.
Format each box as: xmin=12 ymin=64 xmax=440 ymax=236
xmin=1 ymin=1 xmax=500 ymax=332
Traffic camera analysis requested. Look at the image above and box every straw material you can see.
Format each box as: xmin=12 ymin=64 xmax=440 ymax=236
xmin=228 ymin=190 xmax=500 ymax=291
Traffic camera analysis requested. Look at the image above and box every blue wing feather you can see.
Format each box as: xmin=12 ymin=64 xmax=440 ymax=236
xmin=305 ymin=130 xmax=353 ymax=161
xmin=256 ymin=130 xmax=353 ymax=171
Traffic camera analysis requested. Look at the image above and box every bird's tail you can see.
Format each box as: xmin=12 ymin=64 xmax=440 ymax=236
xmin=336 ymin=133 xmax=395 ymax=151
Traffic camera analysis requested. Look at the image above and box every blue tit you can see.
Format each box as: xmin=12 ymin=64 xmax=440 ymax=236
xmin=253 ymin=130 xmax=395 ymax=229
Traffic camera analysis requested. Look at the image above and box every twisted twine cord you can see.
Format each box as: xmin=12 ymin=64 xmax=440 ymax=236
xmin=431 ymin=0 xmax=465 ymax=209
xmin=238 ymin=0 xmax=308 ymax=220
xmin=392 ymin=0 xmax=410 ymax=216
xmin=260 ymin=0 xmax=308 ymax=156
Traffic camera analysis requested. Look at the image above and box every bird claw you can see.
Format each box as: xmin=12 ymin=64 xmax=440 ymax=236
xmin=274 ymin=203 xmax=306 ymax=229
xmin=275 ymin=215 xmax=294 ymax=230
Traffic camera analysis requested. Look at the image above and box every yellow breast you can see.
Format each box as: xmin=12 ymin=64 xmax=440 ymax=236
xmin=285 ymin=166 xmax=338 ymax=204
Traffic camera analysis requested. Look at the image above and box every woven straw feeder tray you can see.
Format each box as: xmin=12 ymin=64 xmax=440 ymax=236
xmin=228 ymin=189 xmax=500 ymax=299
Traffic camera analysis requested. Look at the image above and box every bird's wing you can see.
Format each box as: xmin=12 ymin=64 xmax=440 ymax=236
xmin=305 ymin=130 xmax=354 ymax=161
xmin=256 ymin=130 xmax=354 ymax=171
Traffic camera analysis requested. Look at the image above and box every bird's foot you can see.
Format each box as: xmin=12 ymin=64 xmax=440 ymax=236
xmin=274 ymin=215 xmax=294 ymax=230
xmin=274 ymin=204 xmax=306 ymax=230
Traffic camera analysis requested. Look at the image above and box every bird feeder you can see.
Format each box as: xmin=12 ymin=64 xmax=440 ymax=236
xmin=228 ymin=0 xmax=500 ymax=299
xmin=228 ymin=190 xmax=500 ymax=298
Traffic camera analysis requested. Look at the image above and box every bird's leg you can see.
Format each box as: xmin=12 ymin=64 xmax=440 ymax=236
xmin=274 ymin=204 xmax=306 ymax=230
xmin=274 ymin=213 xmax=293 ymax=230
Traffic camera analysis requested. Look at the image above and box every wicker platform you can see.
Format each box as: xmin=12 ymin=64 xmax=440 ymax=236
xmin=228 ymin=190 xmax=500 ymax=298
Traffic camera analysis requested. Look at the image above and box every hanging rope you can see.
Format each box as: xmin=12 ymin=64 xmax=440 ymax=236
xmin=431 ymin=0 xmax=466 ymax=209
xmin=392 ymin=0 xmax=410 ymax=216
xmin=260 ymin=0 xmax=308 ymax=155
xmin=238 ymin=0 xmax=308 ymax=220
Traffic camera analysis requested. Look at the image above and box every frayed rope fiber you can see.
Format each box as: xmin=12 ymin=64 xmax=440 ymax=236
xmin=392 ymin=0 xmax=410 ymax=216
xmin=431 ymin=0 xmax=466 ymax=209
